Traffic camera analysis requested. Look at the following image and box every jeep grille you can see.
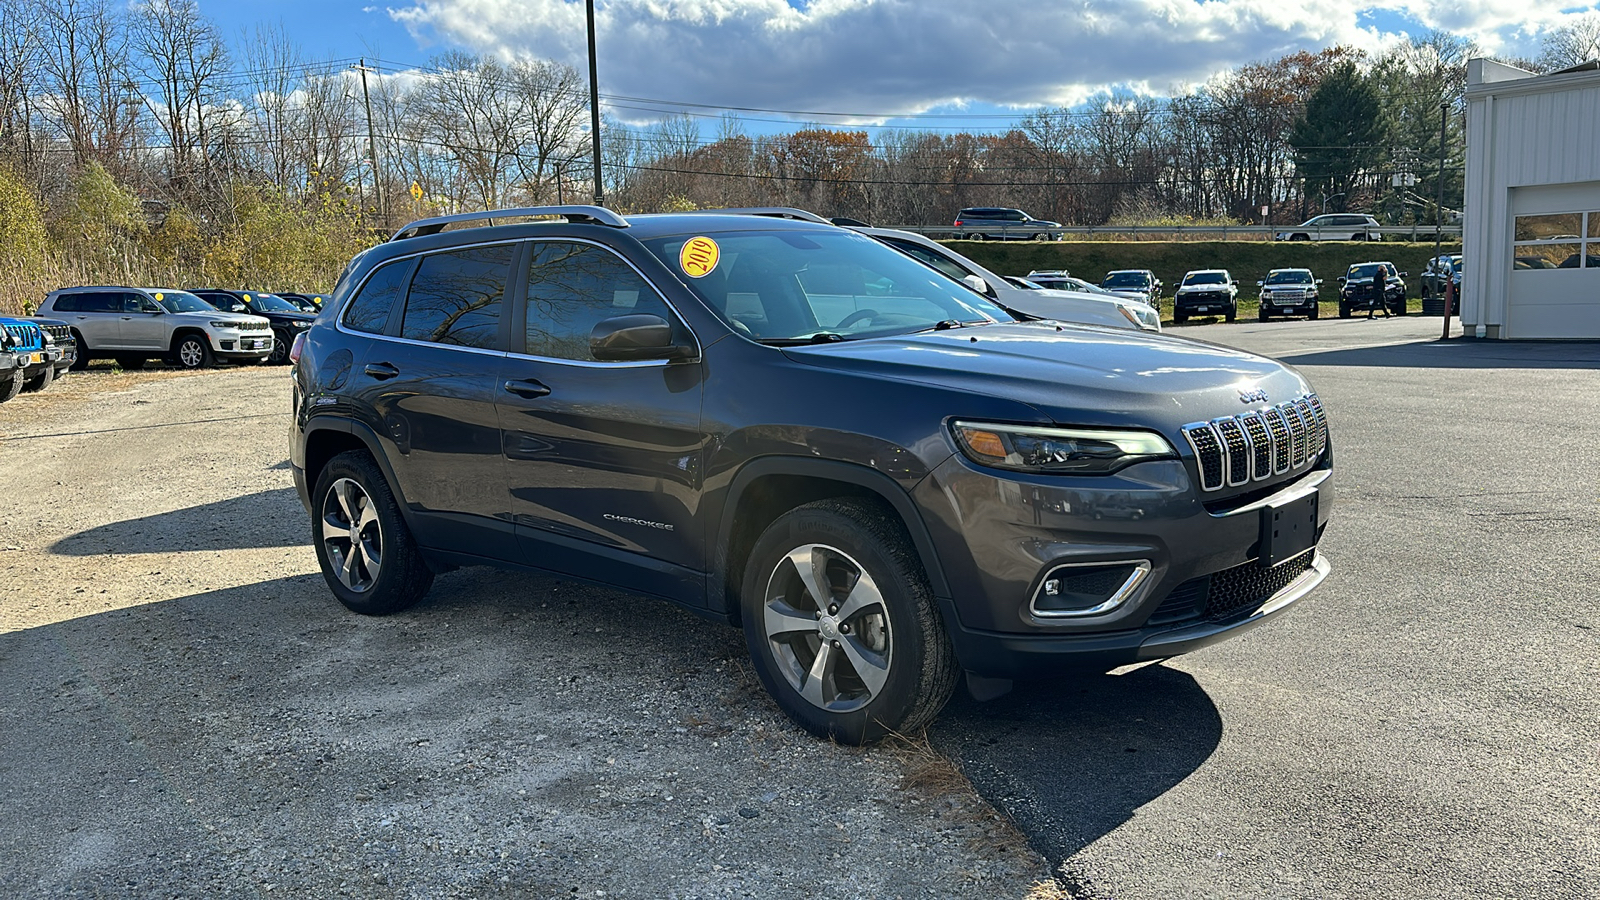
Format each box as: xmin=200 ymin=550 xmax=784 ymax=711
xmin=1182 ymin=394 xmax=1327 ymax=491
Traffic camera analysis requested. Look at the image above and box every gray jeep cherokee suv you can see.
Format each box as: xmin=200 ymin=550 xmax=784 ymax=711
xmin=291 ymin=205 xmax=1333 ymax=744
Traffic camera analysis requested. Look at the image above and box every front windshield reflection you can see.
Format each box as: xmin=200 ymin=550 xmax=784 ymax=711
xmin=644 ymin=229 xmax=1010 ymax=344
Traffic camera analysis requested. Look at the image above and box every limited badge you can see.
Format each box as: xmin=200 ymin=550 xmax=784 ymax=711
xmin=679 ymin=236 xmax=720 ymax=278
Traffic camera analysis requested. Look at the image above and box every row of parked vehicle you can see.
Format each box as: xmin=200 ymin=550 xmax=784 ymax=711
xmin=0 ymin=315 xmax=75 ymax=403
xmin=34 ymin=287 xmax=324 ymax=371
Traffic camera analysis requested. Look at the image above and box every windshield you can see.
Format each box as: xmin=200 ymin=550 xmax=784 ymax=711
xmin=1348 ymin=264 xmax=1382 ymax=278
xmin=1182 ymin=272 xmax=1226 ymax=286
xmin=1102 ymin=272 xmax=1149 ymax=287
xmin=1265 ymin=271 xmax=1313 ymax=285
xmin=246 ymin=293 xmax=302 ymax=313
xmin=152 ymin=290 xmax=215 ymax=313
xmin=642 ymin=229 xmax=1009 ymax=343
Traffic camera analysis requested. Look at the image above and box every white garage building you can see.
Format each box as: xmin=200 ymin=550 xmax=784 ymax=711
xmin=1462 ymin=57 xmax=1600 ymax=339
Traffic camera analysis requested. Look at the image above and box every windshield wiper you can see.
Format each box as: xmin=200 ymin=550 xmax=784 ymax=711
xmin=758 ymin=332 xmax=848 ymax=346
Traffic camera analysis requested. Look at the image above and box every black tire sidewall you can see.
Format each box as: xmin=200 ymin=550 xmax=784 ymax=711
xmin=174 ymin=336 xmax=210 ymax=369
xmin=311 ymin=450 xmax=432 ymax=615
xmin=739 ymin=501 xmax=946 ymax=744
xmin=270 ymin=329 xmax=290 ymax=365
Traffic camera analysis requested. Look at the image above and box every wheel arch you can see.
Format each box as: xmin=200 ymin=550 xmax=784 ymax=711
xmin=168 ymin=326 xmax=212 ymax=351
xmin=301 ymin=417 xmax=420 ymax=534
xmin=711 ymin=457 xmax=950 ymax=623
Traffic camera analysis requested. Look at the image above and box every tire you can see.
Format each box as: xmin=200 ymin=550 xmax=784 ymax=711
xmin=69 ymin=331 xmax=90 ymax=370
xmin=1257 ymin=308 xmax=1269 ymax=322
xmin=1339 ymin=304 xmax=1352 ymax=319
xmin=21 ymin=365 xmax=54 ymax=393
xmin=114 ymin=355 xmax=146 ymax=370
xmin=1309 ymin=305 xmax=1320 ymax=320
xmin=969 ymin=233 xmax=984 ymax=241
xmin=0 ymin=370 xmax=22 ymax=403
xmin=1174 ymin=311 xmax=1187 ymax=324
xmin=269 ymin=329 xmax=291 ymax=365
xmin=171 ymin=334 xmax=212 ymax=370
xmin=739 ymin=498 xmax=958 ymax=745
xmin=1032 ymin=232 xmax=1050 ymax=241
xmin=311 ymin=450 xmax=434 ymax=615
xmin=1225 ymin=305 xmax=1237 ymax=323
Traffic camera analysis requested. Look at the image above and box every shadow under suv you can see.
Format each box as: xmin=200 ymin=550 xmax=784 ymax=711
xmin=291 ymin=205 xmax=1334 ymax=744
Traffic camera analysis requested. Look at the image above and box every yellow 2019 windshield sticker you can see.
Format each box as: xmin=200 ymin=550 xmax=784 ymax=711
xmin=680 ymin=236 xmax=720 ymax=278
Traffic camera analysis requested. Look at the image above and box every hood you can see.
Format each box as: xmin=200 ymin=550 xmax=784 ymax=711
xmin=782 ymin=321 xmax=1312 ymax=434
xmin=175 ymin=310 xmax=269 ymax=325
xmin=995 ymin=288 xmax=1155 ymax=331
xmin=1177 ymin=283 xmax=1230 ymax=293
xmin=1104 ymin=288 xmax=1151 ymax=300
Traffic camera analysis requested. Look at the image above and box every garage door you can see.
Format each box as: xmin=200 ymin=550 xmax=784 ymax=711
xmin=1507 ymin=182 xmax=1600 ymax=339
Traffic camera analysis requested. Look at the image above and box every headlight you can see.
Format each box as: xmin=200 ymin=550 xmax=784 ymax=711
xmin=210 ymin=321 xmax=239 ymax=329
xmin=1118 ymin=304 xmax=1160 ymax=331
xmin=952 ymin=421 xmax=1176 ymax=475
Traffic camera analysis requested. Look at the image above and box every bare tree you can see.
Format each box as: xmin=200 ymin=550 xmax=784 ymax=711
xmin=131 ymin=0 xmax=229 ymax=195
xmin=35 ymin=0 xmax=137 ymax=171
xmin=1538 ymin=14 xmax=1600 ymax=71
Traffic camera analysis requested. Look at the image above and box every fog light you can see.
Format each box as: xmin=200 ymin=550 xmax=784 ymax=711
xmin=1031 ymin=561 xmax=1152 ymax=618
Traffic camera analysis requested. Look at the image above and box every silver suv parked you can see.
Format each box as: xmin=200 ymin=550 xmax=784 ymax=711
xmin=1274 ymin=214 xmax=1379 ymax=242
xmin=849 ymin=226 xmax=1160 ymax=331
xmin=39 ymin=287 xmax=273 ymax=369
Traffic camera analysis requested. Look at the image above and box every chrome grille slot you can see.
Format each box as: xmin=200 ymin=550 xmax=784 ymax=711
xmin=1213 ymin=418 xmax=1250 ymax=486
xmin=1183 ymin=424 xmax=1225 ymax=491
xmin=1182 ymin=394 xmax=1327 ymax=492
xmin=1241 ymin=414 xmax=1272 ymax=480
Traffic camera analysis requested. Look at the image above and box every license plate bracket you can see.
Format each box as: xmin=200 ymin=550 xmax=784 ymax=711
xmin=1259 ymin=489 xmax=1318 ymax=568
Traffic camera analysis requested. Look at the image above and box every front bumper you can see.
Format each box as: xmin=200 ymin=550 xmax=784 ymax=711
xmin=912 ymin=452 xmax=1333 ymax=679
xmin=214 ymin=332 xmax=275 ymax=361
xmin=1175 ymin=293 xmax=1234 ymax=312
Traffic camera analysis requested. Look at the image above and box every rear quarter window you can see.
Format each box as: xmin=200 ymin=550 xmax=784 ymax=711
xmin=400 ymin=243 xmax=515 ymax=349
xmin=344 ymin=260 xmax=413 ymax=335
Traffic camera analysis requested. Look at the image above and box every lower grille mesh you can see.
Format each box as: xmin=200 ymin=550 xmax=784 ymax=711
xmin=1146 ymin=551 xmax=1317 ymax=626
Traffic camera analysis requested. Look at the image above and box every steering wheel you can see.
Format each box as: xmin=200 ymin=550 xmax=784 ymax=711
xmin=835 ymin=308 xmax=881 ymax=329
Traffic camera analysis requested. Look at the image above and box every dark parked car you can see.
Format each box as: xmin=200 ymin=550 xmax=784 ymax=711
xmin=952 ymin=207 xmax=1062 ymax=241
xmin=1099 ymin=269 xmax=1162 ymax=306
xmin=192 ymin=290 xmax=316 ymax=364
xmin=1337 ymin=262 xmax=1406 ymax=317
xmin=27 ymin=318 xmax=76 ymax=389
xmin=292 ymin=205 xmax=1333 ymax=744
xmin=1256 ymin=269 xmax=1321 ymax=321
xmin=1172 ymin=269 xmax=1239 ymax=323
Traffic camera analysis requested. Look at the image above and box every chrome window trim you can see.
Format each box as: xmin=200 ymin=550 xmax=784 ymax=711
xmin=1029 ymin=560 xmax=1153 ymax=620
xmin=333 ymin=236 xmax=702 ymax=366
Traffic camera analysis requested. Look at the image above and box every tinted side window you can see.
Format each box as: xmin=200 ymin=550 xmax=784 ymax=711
xmin=523 ymin=242 xmax=677 ymax=362
xmin=885 ymin=239 xmax=972 ymax=283
xmin=400 ymin=244 xmax=514 ymax=348
xmin=344 ymin=261 xmax=411 ymax=335
xmin=83 ymin=292 xmax=122 ymax=313
xmin=52 ymin=294 xmax=81 ymax=313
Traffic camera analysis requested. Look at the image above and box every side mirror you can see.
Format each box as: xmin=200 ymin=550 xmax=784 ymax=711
xmin=1255 ymin=281 xmax=1264 ymax=286
xmin=960 ymin=274 xmax=990 ymax=295
xmin=1398 ymin=271 xmax=1408 ymax=278
xmin=1315 ymin=279 xmax=1324 ymax=285
xmin=140 ymin=304 xmax=163 ymax=314
xmin=1337 ymin=276 xmax=1347 ymax=284
xmin=590 ymin=314 xmax=695 ymax=362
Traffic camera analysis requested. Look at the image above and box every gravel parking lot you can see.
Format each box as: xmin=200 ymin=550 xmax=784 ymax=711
xmin=3 ymin=316 xmax=1597 ymax=899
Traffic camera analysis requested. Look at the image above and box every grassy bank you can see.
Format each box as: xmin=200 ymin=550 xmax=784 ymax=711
xmin=951 ymin=239 xmax=1462 ymax=302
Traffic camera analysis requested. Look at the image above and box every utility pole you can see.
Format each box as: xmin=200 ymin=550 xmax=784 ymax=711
xmin=1436 ymin=100 xmax=1450 ymax=341
xmin=353 ymin=59 xmax=385 ymax=221
xmin=585 ymin=0 xmax=604 ymax=206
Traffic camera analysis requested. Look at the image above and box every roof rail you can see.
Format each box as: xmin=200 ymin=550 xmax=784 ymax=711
xmin=689 ymin=207 xmax=832 ymax=225
xmin=389 ymin=205 xmax=630 ymax=242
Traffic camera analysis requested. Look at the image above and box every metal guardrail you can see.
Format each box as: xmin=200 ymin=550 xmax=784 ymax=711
xmin=891 ymin=224 xmax=1463 ymax=241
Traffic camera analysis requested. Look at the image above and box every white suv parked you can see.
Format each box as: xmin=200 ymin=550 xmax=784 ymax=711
xmin=39 ymin=287 xmax=273 ymax=369
xmin=1274 ymin=214 xmax=1379 ymax=242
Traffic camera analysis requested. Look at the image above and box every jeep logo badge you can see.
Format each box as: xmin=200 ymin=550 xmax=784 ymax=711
xmin=1238 ymin=388 xmax=1269 ymax=404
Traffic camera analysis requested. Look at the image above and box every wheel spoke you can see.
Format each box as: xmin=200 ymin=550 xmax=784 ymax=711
xmin=798 ymin=640 xmax=836 ymax=708
xmin=340 ymin=541 xmax=360 ymax=584
xmin=335 ymin=480 xmax=358 ymax=523
xmin=356 ymin=496 xmax=380 ymax=532
xmin=358 ymin=534 xmax=381 ymax=578
xmin=835 ymin=571 xmax=885 ymax=621
xmin=764 ymin=600 xmax=819 ymax=640
xmin=836 ymin=634 xmax=890 ymax=698
xmin=784 ymin=546 xmax=832 ymax=610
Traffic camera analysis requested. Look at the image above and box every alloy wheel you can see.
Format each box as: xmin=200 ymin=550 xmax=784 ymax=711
xmin=763 ymin=543 xmax=893 ymax=713
xmin=321 ymin=477 xmax=383 ymax=592
xmin=179 ymin=339 xmax=205 ymax=368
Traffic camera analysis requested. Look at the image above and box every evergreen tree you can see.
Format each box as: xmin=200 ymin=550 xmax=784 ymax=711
xmin=1289 ymin=62 xmax=1385 ymax=214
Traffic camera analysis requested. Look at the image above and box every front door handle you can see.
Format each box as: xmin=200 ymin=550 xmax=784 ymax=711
xmin=502 ymin=378 xmax=551 ymax=398
xmin=363 ymin=362 xmax=400 ymax=380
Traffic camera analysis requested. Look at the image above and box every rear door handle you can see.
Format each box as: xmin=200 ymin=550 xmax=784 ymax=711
xmin=502 ymin=379 xmax=551 ymax=398
xmin=363 ymin=362 xmax=400 ymax=380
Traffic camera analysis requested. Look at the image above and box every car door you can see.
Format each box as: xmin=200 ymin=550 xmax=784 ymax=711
xmin=120 ymin=292 xmax=168 ymax=351
xmin=346 ymin=242 xmax=519 ymax=559
xmin=496 ymin=238 xmax=707 ymax=603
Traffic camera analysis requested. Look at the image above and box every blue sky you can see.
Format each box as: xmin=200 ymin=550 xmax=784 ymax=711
xmin=204 ymin=1 xmax=1600 ymax=136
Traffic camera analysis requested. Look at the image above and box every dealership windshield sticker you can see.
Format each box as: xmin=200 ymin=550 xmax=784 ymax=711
xmin=680 ymin=236 xmax=720 ymax=278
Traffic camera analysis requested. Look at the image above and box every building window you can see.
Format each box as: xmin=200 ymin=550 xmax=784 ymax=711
xmin=1513 ymin=211 xmax=1600 ymax=269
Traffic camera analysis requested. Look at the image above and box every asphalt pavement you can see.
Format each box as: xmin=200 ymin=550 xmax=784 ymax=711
xmin=932 ymin=315 xmax=1600 ymax=898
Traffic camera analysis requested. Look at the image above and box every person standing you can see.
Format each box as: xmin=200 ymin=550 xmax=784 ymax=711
xmin=1367 ymin=264 xmax=1393 ymax=318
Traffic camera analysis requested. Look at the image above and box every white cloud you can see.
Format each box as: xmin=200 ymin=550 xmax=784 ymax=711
xmin=384 ymin=0 xmax=1600 ymax=121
